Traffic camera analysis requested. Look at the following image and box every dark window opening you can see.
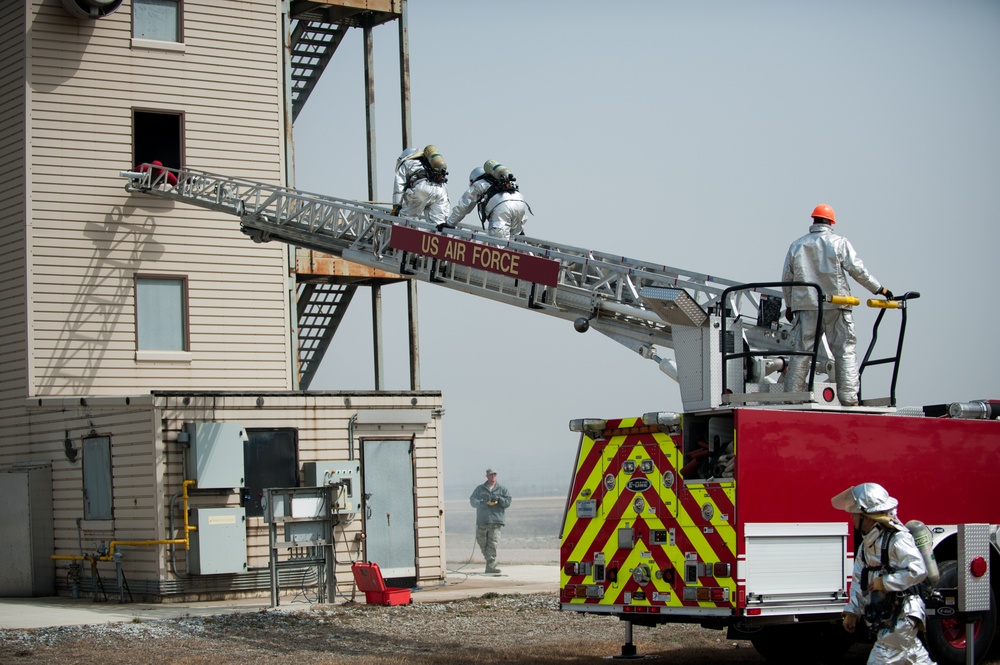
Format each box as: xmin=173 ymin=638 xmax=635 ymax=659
xmin=244 ymin=429 xmax=299 ymax=518
xmin=680 ymin=415 xmax=734 ymax=481
xmin=133 ymin=110 xmax=182 ymax=171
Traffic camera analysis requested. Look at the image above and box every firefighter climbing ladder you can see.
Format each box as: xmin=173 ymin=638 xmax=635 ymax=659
xmin=121 ymin=164 xmax=784 ymax=380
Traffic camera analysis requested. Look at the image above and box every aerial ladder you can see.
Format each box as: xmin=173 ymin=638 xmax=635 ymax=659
xmin=120 ymin=164 xmax=895 ymax=411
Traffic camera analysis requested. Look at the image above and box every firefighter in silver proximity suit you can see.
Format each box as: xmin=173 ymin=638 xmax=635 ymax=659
xmin=442 ymin=166 xmax=530 ymax=239
xmin=392 ymin=147 xmax=451 ymax=227
xmin=832 ymin=483 xmax=936 ymax=665
xmin=781 ymin=204 xmax=892 ymax=406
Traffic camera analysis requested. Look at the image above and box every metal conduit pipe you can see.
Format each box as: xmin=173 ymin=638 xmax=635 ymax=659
xmin=50 ymin=479 xmax=337 ymax=599
xmin=52 ymin=480 xmax=197 ymax=563
xmin=168 ymin=489 xmax=185 ymax=576
xmin=348 ymin=413 xmax=358 ymax=460
xmin=55 ymin=563 xmax=324 ymax=597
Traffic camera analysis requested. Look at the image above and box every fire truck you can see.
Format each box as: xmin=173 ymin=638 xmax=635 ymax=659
xmin=558 ymin=285 xmax=999 ymax=664
xmin=121 ymin=166 xmax=998 ymax=664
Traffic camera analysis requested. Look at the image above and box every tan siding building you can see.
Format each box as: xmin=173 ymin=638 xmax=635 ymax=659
xmin=1 ymin=0 xmax=442 ymax=601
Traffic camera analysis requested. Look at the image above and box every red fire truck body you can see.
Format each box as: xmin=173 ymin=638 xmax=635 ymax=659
xmin=560 ymin=407 xmax=999 ymax=662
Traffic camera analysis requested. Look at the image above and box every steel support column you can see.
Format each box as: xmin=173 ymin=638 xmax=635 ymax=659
xmin=363 ymin=19 xmax=378 ymax=203
xmin=398 ymin=0 xmax=420 ymax=390
xmin=363 ymin=16 xmax=387 ymax=390
xmin=372 ymin=283 xmax=385 ymax=390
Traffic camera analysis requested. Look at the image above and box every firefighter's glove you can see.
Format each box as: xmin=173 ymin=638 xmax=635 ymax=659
xmin=842 ymin=612 xmax=859 ymax=634
xmin=784 ymin=307 xmax=793 ymax=323
xmin=486 ymin=500 xmax=498 ymax=507
xmin=870 ymin=577 xmax=886 ymax=592
xmin=391 ymin=205 xmax=401 ymax=217
xmin=880 ymin=287 xmax=894 ymax=300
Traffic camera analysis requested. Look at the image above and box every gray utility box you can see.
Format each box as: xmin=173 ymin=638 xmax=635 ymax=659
xmin=184 ymin=422 xmax=246 ymax=489
xmin=302 ymin=461 xmax=361 ymax=516
xmin=189 ymin=507 xmax=248 ymax=575
xmin=0 ymin=464 xmax=54 ymax=596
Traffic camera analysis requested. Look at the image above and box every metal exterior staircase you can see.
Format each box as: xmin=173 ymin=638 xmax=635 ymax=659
xmin=121 ymin=165 xmax=784 ymax=379
xmin=296 ymin=281 xmax=358 ymax=389
xmin=289 ymin=21 xmax=348 ymax=121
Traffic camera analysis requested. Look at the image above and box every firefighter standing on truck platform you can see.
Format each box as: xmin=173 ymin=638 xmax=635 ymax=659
xmin=781 ymin=203 xmax=893 ymax=406
xmin=832 ymin=483 xmax=936 ymax=665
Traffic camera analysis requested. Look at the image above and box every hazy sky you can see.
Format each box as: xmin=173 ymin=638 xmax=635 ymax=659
xmin=293 ymin=1 xmax=999 ymax=496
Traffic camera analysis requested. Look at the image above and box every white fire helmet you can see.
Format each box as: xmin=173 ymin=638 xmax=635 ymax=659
xmin=469 ymin=167 xmax=486 ymax=184
xmin=396 ymin=147 xmax=421 ymax=170
xmin=831 ymin=483 xmax=898 ymax=514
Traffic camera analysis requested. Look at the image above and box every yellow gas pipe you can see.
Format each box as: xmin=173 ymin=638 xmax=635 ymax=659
xmin=51 ymin=479 xmax=198 ymax=562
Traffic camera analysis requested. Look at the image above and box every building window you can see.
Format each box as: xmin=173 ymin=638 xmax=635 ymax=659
xmin=244 ymin=429 xmax=299 ymax=518
xmin=133 ymin=0 xmax=181 ymax=42
xmin=133 ymin=110 xmax=182 ymax=173
xmin=135 ymin=276 xmax=189 ymax=351
xmin=83 ymin=435 xmax=113 ymax=521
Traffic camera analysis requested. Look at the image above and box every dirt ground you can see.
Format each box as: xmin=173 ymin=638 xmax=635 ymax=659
xmin=4 ymin=498 xmax=996 ymax=664
xmin=3 ymin=592 xmax=997 ymax=665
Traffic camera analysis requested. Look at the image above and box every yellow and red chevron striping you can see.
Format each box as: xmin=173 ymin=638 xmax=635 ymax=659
xmin=561 ymin=418 xmax=736 ymax=611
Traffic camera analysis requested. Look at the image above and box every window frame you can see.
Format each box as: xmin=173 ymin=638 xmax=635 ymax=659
xmin=131 ymin=0 xmax=183 ymax=44
xmin=132 ymin=108 xmax=184 ymax=173
xmin=82 ymin=433 xmax=114 ymax=522
xmin=134 ymin=273 xmax=191 ymax=357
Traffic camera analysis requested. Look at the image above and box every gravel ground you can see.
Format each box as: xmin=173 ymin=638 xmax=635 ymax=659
xmin=0 ymin=592 xmax=766 ymax=664
xmin=5 ymin=499 xmax=995 ymax=664
xmin=3 ymin=592 xmax=999 ymax=665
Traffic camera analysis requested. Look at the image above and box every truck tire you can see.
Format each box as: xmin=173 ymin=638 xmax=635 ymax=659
xmin=925 ymin=560 xmax=997 ymax=665
xmin=749 ymin=623 xmax=853 ymax=664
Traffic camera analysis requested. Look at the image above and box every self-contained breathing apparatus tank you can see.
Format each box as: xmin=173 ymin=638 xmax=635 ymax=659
xmin=423 ymin=145 xmax=447 ymax=173
xmin=484 ymin=159 xmax=515 ymax=185
xmin=905 ymin=520 xmax=941 ymax=586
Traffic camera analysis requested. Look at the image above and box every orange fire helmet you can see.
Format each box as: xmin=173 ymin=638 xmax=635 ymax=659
xmin=811 ymin=204 xmax=836 ymax=224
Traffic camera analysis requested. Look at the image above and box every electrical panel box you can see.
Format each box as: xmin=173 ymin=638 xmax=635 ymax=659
xmin=184 ymin=422 xmax=246 ymax=489
xmin=189 ymin=507 xmax=247 ymax=575
xmin=302 ymin=461 xmax=360 ymax=515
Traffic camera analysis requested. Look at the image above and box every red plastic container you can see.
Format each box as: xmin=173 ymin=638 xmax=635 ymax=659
xmin=351 ymin=562 xmax=412 ymax=606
